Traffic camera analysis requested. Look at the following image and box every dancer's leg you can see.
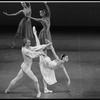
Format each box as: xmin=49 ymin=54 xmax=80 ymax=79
xmin=5 ymin=69 xmax=24 ymax=93
xmin=43 ymin=79 xmax=52 ymax=93
xmin=24 ymin=68 xmax=41 ymax=97
xmin=33 ymin=26 xmax=51 ymax=93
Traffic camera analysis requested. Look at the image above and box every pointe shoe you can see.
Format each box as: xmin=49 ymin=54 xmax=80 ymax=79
xmin=44 ymin=89 xmax=53 ymax=93
xmin=36 ymin=92 xmax=41 ymax=98
xmin=5 ymin=89 xmax=10 ymax=94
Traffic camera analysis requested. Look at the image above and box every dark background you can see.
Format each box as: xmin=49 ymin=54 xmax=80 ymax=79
xmin=0 ymin=1 xmax=100 ymax=50
xmin=1 ymin=2 xmax=100 ymax=26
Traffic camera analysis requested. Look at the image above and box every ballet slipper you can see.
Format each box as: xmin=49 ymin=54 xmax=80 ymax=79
xmin=36 ymin=91 xmax=41 ymax=98
xmin=5 ymin=89 xmax=10 ymax=94
xmin=44 ymin=89 xmax=53 ymax=93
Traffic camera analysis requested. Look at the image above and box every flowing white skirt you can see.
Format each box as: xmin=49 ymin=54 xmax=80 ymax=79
xmin=39 ymin=56 xmax=57 ymax=85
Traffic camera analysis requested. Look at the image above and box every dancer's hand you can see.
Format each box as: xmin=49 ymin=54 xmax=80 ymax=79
xmin=44 ymin=1 xmax=47 ymax=3
xmin=67 ymin=79 xmax=71 ymax=86
xmin=21 ymin=1 xmax=25 ymax=4
xmin=3 ymin=11 xmax=8 ymax=15
xmin=45 ymin=39 xmax=52 ymax=47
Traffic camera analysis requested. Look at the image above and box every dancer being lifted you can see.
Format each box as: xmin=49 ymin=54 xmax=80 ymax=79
xmin=3 ymin=2 xmax=34 ymax=48
xmin=33 ymin=26 xmax=71 ymax=93
xmin=4 ymin=36 xmax=52 ymax=97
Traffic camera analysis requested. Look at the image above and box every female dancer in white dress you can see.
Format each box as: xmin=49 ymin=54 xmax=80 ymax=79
xmin=33 ymin=26 xmax=71 ymax=93
xmin=3 ymin=2 xmax=34 ymax=48
xmin=4 ymin=37 xmax=51 ymax=98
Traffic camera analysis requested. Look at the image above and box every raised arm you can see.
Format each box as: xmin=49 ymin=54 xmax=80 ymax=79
xmin=44 ymin=2 xmax=51 ymax=17
xmin=26 ymin=2 xmax=32 ymax=12
xmin=28 ymin=2 xmax=31 ymax=8
xmin=3 ymin=10 xmax=23 ymax=16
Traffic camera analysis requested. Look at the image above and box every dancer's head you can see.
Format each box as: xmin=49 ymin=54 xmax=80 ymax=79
xmin=23 ymin=38 xmax=31 ymax=47
xmin=39 ymin=9 xmax=46 ymax=17
xmin=21 ymin=2 xmax=27 ymax=8
xmin=60 ymin=54 xmax=69 ymax=62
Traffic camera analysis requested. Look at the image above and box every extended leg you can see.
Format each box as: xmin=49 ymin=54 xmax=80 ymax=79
xmin=43 ymin=79 xmax=52 ymax=93
xmin=5 ymin=69 xmax=24 ymax=93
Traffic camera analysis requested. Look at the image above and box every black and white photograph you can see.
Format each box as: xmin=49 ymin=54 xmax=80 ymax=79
xmin=0 ymin=1 xmax=100 ymax=99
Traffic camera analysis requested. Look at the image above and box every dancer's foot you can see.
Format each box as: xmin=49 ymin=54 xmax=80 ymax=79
xmin=44 ymin=89 xmax=53 ymax=93
xmin=36 ymin=91 xmax=41 ymax=98
xmin=5 ymin=89 xmax=10 ymax=94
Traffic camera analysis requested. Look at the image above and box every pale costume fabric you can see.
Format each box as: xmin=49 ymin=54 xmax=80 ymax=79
xmin=39 ymin=55 xmax=57 ymax=85
xmin=21 ymin=45 xmax=47 ymax=71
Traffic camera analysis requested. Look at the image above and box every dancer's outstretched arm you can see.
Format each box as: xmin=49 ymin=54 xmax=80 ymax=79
xmin=61 ymin=64 xmax=71 ymax=86
xmin=3 ymin=10 xmax=23 ymax=16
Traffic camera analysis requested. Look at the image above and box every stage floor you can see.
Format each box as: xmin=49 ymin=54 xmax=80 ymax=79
xmin=0 ymin=48 xmax=100 ymax=99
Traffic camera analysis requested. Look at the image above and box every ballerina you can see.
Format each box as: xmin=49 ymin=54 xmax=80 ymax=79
xmin=28 ymin=2 xmax=56 ymax=54
xmin=33 ymin=26 xmax=71 ymax=93
xmin=3 ymin=2 xmax=34 ymax=48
